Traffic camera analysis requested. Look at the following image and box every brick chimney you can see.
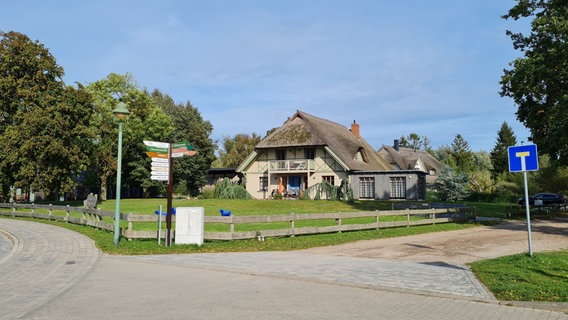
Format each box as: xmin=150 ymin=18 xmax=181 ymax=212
xmin=351 ymin=120 xmax=360 ymax=138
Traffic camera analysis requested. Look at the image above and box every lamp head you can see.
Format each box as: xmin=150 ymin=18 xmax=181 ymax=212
xmin=113 ymin=102 xmax=130 ymax=119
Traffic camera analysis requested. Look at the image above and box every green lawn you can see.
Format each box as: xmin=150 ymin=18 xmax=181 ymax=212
xmin=469 ymin=251 xmax=568 ymax=302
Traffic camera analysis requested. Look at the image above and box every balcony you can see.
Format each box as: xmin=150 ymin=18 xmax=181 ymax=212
xmin=269 ymin=159 xmax=314 ymax=173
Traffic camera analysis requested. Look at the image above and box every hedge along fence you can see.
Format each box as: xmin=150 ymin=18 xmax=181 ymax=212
xmin=0 ymin=202 xmax=476 ymax=241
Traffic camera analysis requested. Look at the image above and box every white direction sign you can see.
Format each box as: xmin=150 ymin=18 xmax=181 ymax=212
xmin=151 ymin=157 xmax=169 ymax=163
xmin=151 ymin=175 xmax=169 ymax=181
xmin=151 ymin=161 xmax=169 ymax=167
xmin=144 ymin=140 xmax=170 ymax=149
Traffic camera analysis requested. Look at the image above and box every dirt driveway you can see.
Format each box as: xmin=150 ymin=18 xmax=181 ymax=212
xmin=301 ymin=218 xmax=568 ymax=265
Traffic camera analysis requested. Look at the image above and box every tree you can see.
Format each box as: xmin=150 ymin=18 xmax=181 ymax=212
xmin=434 ymin=166 xmax=470 ymax=201
xmin=490 ymin=122 xmax=517 ymax=181
xmin=0 ymin=31 xmax=94 ymax=200
xmin=150 ymin=90 xmax=216 ymax=196
xmin=215 ymin=133 xmax=262 ymax=168
xmin=86 ymin=74 xmax=173 ymax=200
xmin=399 ymin=133 xmax=431 ymax=150
xmin=501 ymin=1 xmax=568 ymax=165
xmin=449 ymin=134 xmax=474 ymax=173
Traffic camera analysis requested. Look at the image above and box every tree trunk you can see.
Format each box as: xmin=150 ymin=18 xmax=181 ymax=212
xmin=100 ymin=174 xmax=109 ymax=201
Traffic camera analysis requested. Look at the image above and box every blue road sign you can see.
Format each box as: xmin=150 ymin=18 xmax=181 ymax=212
xmin=508 ymin=144 xmax=538 ymax=172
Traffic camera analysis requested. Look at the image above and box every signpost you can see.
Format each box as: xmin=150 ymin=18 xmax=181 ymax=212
xmin=143 ymin=140 xmax=196 ymax=246
xmin=508 ymin=144 xmax=538 ymax=257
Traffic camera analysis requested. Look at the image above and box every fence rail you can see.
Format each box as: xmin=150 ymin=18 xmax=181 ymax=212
xmin=0 ymin=203 xmax=475 ymax=242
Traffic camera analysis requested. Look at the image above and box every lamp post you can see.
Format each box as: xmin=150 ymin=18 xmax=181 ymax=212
xmin=113 ymin=102 xmax=130 ymax=246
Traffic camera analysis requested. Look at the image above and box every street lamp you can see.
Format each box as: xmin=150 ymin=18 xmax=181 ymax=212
xmin=113 ymin=102 xmax=130 ymax=246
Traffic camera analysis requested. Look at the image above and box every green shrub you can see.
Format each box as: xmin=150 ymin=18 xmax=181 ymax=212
xmin=200 ymin=185 xmax=215 ymax=199
xmin=214 ymin=178 xmax=251 ymax=199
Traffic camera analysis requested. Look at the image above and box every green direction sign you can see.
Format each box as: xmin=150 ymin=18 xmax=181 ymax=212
xmin=172 ymin=142 xmax=194 ymax=150
xmin=146 ymin=146 xmax=169 ymax=153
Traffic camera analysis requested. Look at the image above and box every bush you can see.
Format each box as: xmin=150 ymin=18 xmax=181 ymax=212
xmin=214 ymin=178 xmax=251 ymax=199
xmin=435 ymin=166 xmax=470 ymax=201
xmin=200 ymin=185 xmax=215 ymax=199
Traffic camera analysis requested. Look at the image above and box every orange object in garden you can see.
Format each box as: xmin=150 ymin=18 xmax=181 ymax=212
xmin=278 ymin=177 xmax=283 ymax=194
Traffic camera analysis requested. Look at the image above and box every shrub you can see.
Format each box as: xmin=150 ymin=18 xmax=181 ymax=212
xmin=214 ymin=178 xmax=251 ymax=199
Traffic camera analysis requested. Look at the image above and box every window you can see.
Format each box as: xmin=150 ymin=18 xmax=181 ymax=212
xmin=259 ymin=176 xmax=268 ymax=191
xmin=390 ymin=177 xmax=406 ymax=199
xmin=359 ymin=177 xmax=375 ymax=199
xmin=276 ymin=149 xmax=286 ymax=160
xmin=304 ymin=148 xmax=315 ymax=159
xmin=322 ymin=176 xmax=335 ymax=185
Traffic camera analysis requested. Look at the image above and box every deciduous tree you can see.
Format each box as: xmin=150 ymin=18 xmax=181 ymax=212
xmin=0 ymin=31 xmax=94 ymax=200
xmin=501 ymin=0 xmax=568 ymax=165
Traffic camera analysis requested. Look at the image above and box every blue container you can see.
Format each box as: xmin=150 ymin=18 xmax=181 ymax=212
xmin=219 ymin=209 xmax=231 ymax=216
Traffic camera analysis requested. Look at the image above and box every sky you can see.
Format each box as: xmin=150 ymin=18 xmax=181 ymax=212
xmin=1 ymin=1 xmax=532 ymax=152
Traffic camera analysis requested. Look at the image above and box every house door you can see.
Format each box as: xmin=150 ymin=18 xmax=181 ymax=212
xmin=288 ymin=175 xmax=302 ymax=196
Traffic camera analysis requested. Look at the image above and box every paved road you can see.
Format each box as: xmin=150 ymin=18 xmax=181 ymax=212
xmin=1 ymin=218 xmax=567 ymax=320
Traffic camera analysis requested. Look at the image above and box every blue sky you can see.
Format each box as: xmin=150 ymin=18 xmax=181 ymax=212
xmin=1 ymin=1 xmax=531 ymax=152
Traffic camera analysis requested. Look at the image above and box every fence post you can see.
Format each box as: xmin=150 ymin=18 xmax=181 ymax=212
xmin=31 ymin=203 xmax=35 ymax=215
xmin=65 ymin=205 xmax=70 ymax=222
xmin=127 ymin=213 xmax=133 ymax=241
xmin=48 ymin=204 xmax=53 ymax=219
xmin=406 ymin=209 xmax=410 ymax=227
xmin=376 ymin=210 xmax=380 ymax=229
xmin=290 ymin=212 xmax=295 ymax=237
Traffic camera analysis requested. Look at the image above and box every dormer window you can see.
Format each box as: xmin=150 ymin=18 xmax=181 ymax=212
xmin=354 ymin=148 xmax=368 ymax=163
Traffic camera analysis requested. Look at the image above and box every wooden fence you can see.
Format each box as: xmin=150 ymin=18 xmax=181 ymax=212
xmin=0 ymin=203 xmax=475 ymax=241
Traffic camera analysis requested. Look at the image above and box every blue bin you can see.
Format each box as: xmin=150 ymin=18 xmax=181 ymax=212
xmin=219 ymin=209 xmax=231 ymax=216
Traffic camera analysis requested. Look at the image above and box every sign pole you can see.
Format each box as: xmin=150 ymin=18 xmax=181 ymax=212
xmin=166 ymin=142 xmax=173 ymax=247
xmin=509 ymin=145 xmax=538 ymax=258
xmin=522 ymin=169 xmax=533 ymax=257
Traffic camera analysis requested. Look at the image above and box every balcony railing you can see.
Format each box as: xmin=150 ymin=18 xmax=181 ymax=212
xmin=269 ymin=159 xmax=314 ymax=172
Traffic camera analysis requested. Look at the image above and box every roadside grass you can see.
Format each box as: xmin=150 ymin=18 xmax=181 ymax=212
xmin=469 ymin=251 xmax=568 ymax=302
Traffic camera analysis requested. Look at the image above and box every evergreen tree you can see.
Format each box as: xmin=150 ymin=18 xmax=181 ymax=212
xmin=450 ymin=134 xmax=474 ymax=173
xmin=434 ymin=166 xmax=470 ymax=201
xmin=490 ymin=122 xmax=517 ymax=181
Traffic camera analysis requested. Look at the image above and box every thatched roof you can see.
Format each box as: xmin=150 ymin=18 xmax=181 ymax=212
xmin=378 ymin=144 xmax=443 ymax=180
xmin=255 ymin=110 xmax=392 ymax=171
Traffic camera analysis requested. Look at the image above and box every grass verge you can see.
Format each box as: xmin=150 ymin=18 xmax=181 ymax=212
xmin=469 ymin=251 xmax=568 ymax=302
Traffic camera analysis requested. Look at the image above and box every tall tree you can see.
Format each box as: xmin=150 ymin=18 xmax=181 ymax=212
xmin=399 ymin=133 xmax=431 ymax=150
xmin=215 ymin=133 xmax=262 ymax=168
xmin=501 ymin=0 xmax=568 ymax=165
xmin=449 ymin=134 xmax=474 ymax=173
xmin=490 ymin=122 xmax=517 ymax=180
xmin=151 ymin=90 xmax=215 ymax=196
xmin=87 ymin=73 xmax=173 ymax=200
xmin=0 ymin=31 xmax=94 ymax=200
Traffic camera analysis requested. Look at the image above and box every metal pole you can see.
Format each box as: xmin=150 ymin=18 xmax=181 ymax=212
xmin=523 ymin=170 xmax=533 ymax=256
xmin=166 ymin=142 xmax=173 ymax=247
xmin=114 ymin=122 xmax=123 ymax=246
xmin=158 ymin=205 xmax=162 ymax=245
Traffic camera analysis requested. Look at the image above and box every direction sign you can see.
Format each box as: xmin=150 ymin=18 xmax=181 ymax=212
xmin=146 ymin=146 xmax=169 ymax=153
xmin=172 ymin=150 xmax=197 ymax=158
xmin=151 ymin=175 xmax=169 ymax=181
xmin=151 ymin=161 xmax=169 ymax=167
xmin=144 ymin=140 xmax=170 ymax=149
xmin=508 ymin=144 xmax=539 ymax=172
xmin=151 ymin=157 xmax=168 ymax=163
xmin=146 ymin=152 xmax=168 ymax=158
xmin=151 ymin=166 xmax=169 ymax=172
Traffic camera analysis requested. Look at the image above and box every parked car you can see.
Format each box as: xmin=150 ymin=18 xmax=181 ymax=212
xmin=518 ymin=192 xmax=566 ymax=206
